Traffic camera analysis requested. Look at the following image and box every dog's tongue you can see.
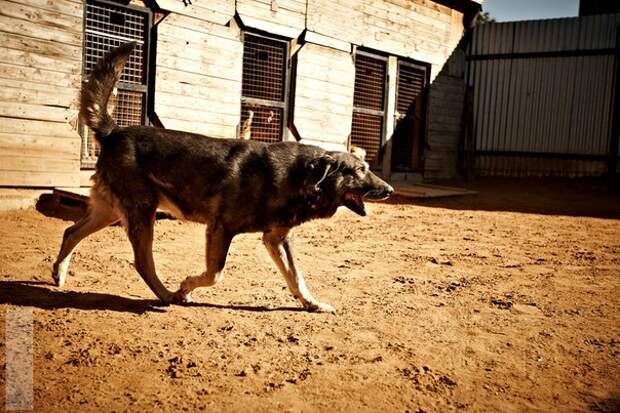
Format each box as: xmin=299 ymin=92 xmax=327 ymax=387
xmin=343 ymin=192 xmax=366 ymax=216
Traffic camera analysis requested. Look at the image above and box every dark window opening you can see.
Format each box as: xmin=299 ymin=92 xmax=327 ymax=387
xmin=109 ymin=11 xmax=125 ymax=26
xmin=391 ymin=61 xmax=428 ymax=172
xmin=240 ymin=33 xmax=289 ymax=143
xmin=350 ymin=53 xmax=388 ymax=166
xmin=81 ymin=0 xmax=151 ymax=168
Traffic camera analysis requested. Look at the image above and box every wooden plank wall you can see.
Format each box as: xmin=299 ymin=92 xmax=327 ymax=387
xmin=294 ymin=43 xmax=355 ymax=149
xmin=306 ymin=0 xmax=361 ymax=44
xmin=237 ymin=0 xmax=306 ymax=38
xmin=424 ymin=47 xmax=467 ymax=179
xmin=0 ymin=0 xmax=82 ymax=187
xmin=304 ymin=0 xmax=467 ymax=177
xmin=0 ymin=0 xmax=471 ymax=187
xmin=307 ymin=0 xmax=465 ymax=80
xmin=156 ymin=0 xmax=233 ymax=26
xmin=154 ymin=2 xmax=242 ymax=138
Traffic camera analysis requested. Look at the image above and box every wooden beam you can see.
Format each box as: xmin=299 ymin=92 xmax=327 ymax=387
xmin=0 ymin=118 xmax=78 ymax=138
xmin=0 ymin=102 xmax=75 ymax=123
xmin=382 ymin=56 xmax=398 ymax=178
xmin=304 ymin=31 xmax=352 ymax=53
xmin=0 ymin=170 xmax=79 ymax=187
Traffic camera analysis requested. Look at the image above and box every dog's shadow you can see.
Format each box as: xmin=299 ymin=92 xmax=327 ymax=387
xmin=0 ymin=281 xmax=304 ymax=314
xmin=183 ymin=301 xmax=305 ymax=313
xmin=0 ymin=281 xmax=164 ymax=314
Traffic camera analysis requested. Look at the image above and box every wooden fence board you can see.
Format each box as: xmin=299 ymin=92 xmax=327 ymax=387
xmin=293 ymin=43 xmax=354 ymax=147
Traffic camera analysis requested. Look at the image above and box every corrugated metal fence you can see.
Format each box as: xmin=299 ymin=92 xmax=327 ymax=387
xmin=465 ymin=14 xmax=620 ymax=177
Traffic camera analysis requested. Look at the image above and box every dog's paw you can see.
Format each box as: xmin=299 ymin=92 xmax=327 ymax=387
xmin=306 ymin=302 xmax=336 ymax=314
xmin=170 ymin=289 xmax=192 ymax=305
xmin=51 ymin=263 xmax=65 ymax=287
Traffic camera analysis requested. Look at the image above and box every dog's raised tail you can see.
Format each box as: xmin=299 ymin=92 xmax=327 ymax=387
xmin=80 ymin=42 xmax=136 ymax=140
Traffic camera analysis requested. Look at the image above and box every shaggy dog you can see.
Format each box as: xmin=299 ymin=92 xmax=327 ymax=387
xmin=52 ymin=43 xmax=393 ymax=312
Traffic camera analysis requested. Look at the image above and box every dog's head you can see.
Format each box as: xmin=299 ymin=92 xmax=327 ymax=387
xmin=307 ymin=151 xmax=394 ymax=216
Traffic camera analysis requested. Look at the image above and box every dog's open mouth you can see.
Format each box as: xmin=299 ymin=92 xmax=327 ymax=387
xmin=343 ymin=192 xmax=366 ymax=216
xmin=343 ymin=187 xmax=393 ymax=216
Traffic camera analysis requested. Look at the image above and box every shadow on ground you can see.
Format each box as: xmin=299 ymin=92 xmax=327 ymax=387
xmin=0 ymin=281 xmax=163 ymax=314
xmin=385 ymin=177 xmax=620 ymax=219
xmin=0 ymin=281 xmax=305 ymax=314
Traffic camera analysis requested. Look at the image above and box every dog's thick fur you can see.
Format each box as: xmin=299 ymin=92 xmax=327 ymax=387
xmin=52 ymin=42 xmax=393 ymax=312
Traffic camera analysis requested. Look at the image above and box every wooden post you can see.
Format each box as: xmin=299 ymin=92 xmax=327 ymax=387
xmin=382 ymin=56 xmax=398 ymax=178
xmin=608 ymin=27 xmax=620 ymax=177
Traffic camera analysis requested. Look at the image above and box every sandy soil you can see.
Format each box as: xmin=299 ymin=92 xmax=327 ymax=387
xmin=0 ymin=178 xmax=619 ymax=412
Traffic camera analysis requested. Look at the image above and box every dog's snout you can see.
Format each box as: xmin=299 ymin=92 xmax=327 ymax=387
xmin=379 ymin=184 xmax=394 ymax=199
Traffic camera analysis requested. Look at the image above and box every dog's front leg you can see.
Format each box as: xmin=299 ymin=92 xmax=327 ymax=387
xmin=263 ymin=228 xmax=335 ymax=313
xmin=176 ymin=224 xmax=232 ymax=302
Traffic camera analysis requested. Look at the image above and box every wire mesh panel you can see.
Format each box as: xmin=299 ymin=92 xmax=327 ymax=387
xmin=392 ymin=62 xmax=428 ymax=171
xmin=242 ymin=34 xmax=286 ymax=101
xmin=351 ymin=53 xmax=387 ymax=165
xmin=112 ymin=90 xmax=145 ymax=127
xmin=396 ymin=64 xmax=426 ymax=114
xmin=85 ymin=34 xmax=145 ymax=84
xmin=240 ymin=33 xmax=288 ymax=143
xmin=85 ymin=2 xmax=146 ymax=41
xmin=81 ymin=0 xmax=150 ymax=168
xmin=84 ymin=1 xmax=146 ymax=83
xmin=240 ymin=105 xmax=283 ymax=143
xmin=351 ymin=112 xmax=384 ymax=162
xmin=353 ymin=54 xmax=387 ymax=111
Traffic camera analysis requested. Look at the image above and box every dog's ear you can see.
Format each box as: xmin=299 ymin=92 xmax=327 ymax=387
xmin=350 ymin=146 xmax=366 ymax=161
xmin=306 ymin=154 xmax=338 ymax=192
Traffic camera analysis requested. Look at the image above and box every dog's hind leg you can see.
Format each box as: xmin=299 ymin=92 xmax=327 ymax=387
xmin=52 ymin=201 xmax=119 ymax=287
xmin=125 ymin=209 xmax=177 ymax=303
xmin=262 ymin=228 xmax=335 ymax=313
xmin=177 ymin=225 xmax=232 ymax=302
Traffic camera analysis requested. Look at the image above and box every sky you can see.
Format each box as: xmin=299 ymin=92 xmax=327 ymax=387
xmin=482 ymin=0 xmax=579 ymax=22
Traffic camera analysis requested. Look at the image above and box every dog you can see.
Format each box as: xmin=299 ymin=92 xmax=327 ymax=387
xmin=52 ymin=42 xmax=393 ymax=313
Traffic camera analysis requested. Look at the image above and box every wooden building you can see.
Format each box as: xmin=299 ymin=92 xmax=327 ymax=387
xmin=0 ymin=0 xmax=481 ymax=187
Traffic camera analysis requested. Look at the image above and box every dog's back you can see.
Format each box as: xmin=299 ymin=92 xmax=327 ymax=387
xmin=95 ymin=125 xmax=330 ymax=231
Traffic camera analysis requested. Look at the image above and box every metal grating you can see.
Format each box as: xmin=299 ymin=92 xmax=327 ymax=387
xmin=81 ymin=0 xmax=149 ymax=168
xmin=351 ymin=53 xmax=387 ymax=165
xmin=392 ymin=62 xmax=427 ymax=171
xmin=85 ymin=2 xmax=146 ymax=40
xmin=353 ymin=54 xmax=387 ymax=111
xmin=84 ymin=1 xmax=146 ymax=84
xmin=240 ymin=104 xmax=283 ymax=143
xmin=112 ymin=90 xmax=144 ymax=127
xmin=85 ymin=33 xmax=145 ymax=84
xmin=351 ymin=112 xmax=383 ymax=163
xmin=396 ymin=64 xmax=426 ymax=114
xmin=242 ymin=34 xmax=286 ymax=101
xmin=240 ymin=33 xmax=288 ymax=143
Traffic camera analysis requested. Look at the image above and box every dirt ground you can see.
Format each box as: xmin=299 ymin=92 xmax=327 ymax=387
xmin=0 ymin=178 xmax=619 ymax=412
